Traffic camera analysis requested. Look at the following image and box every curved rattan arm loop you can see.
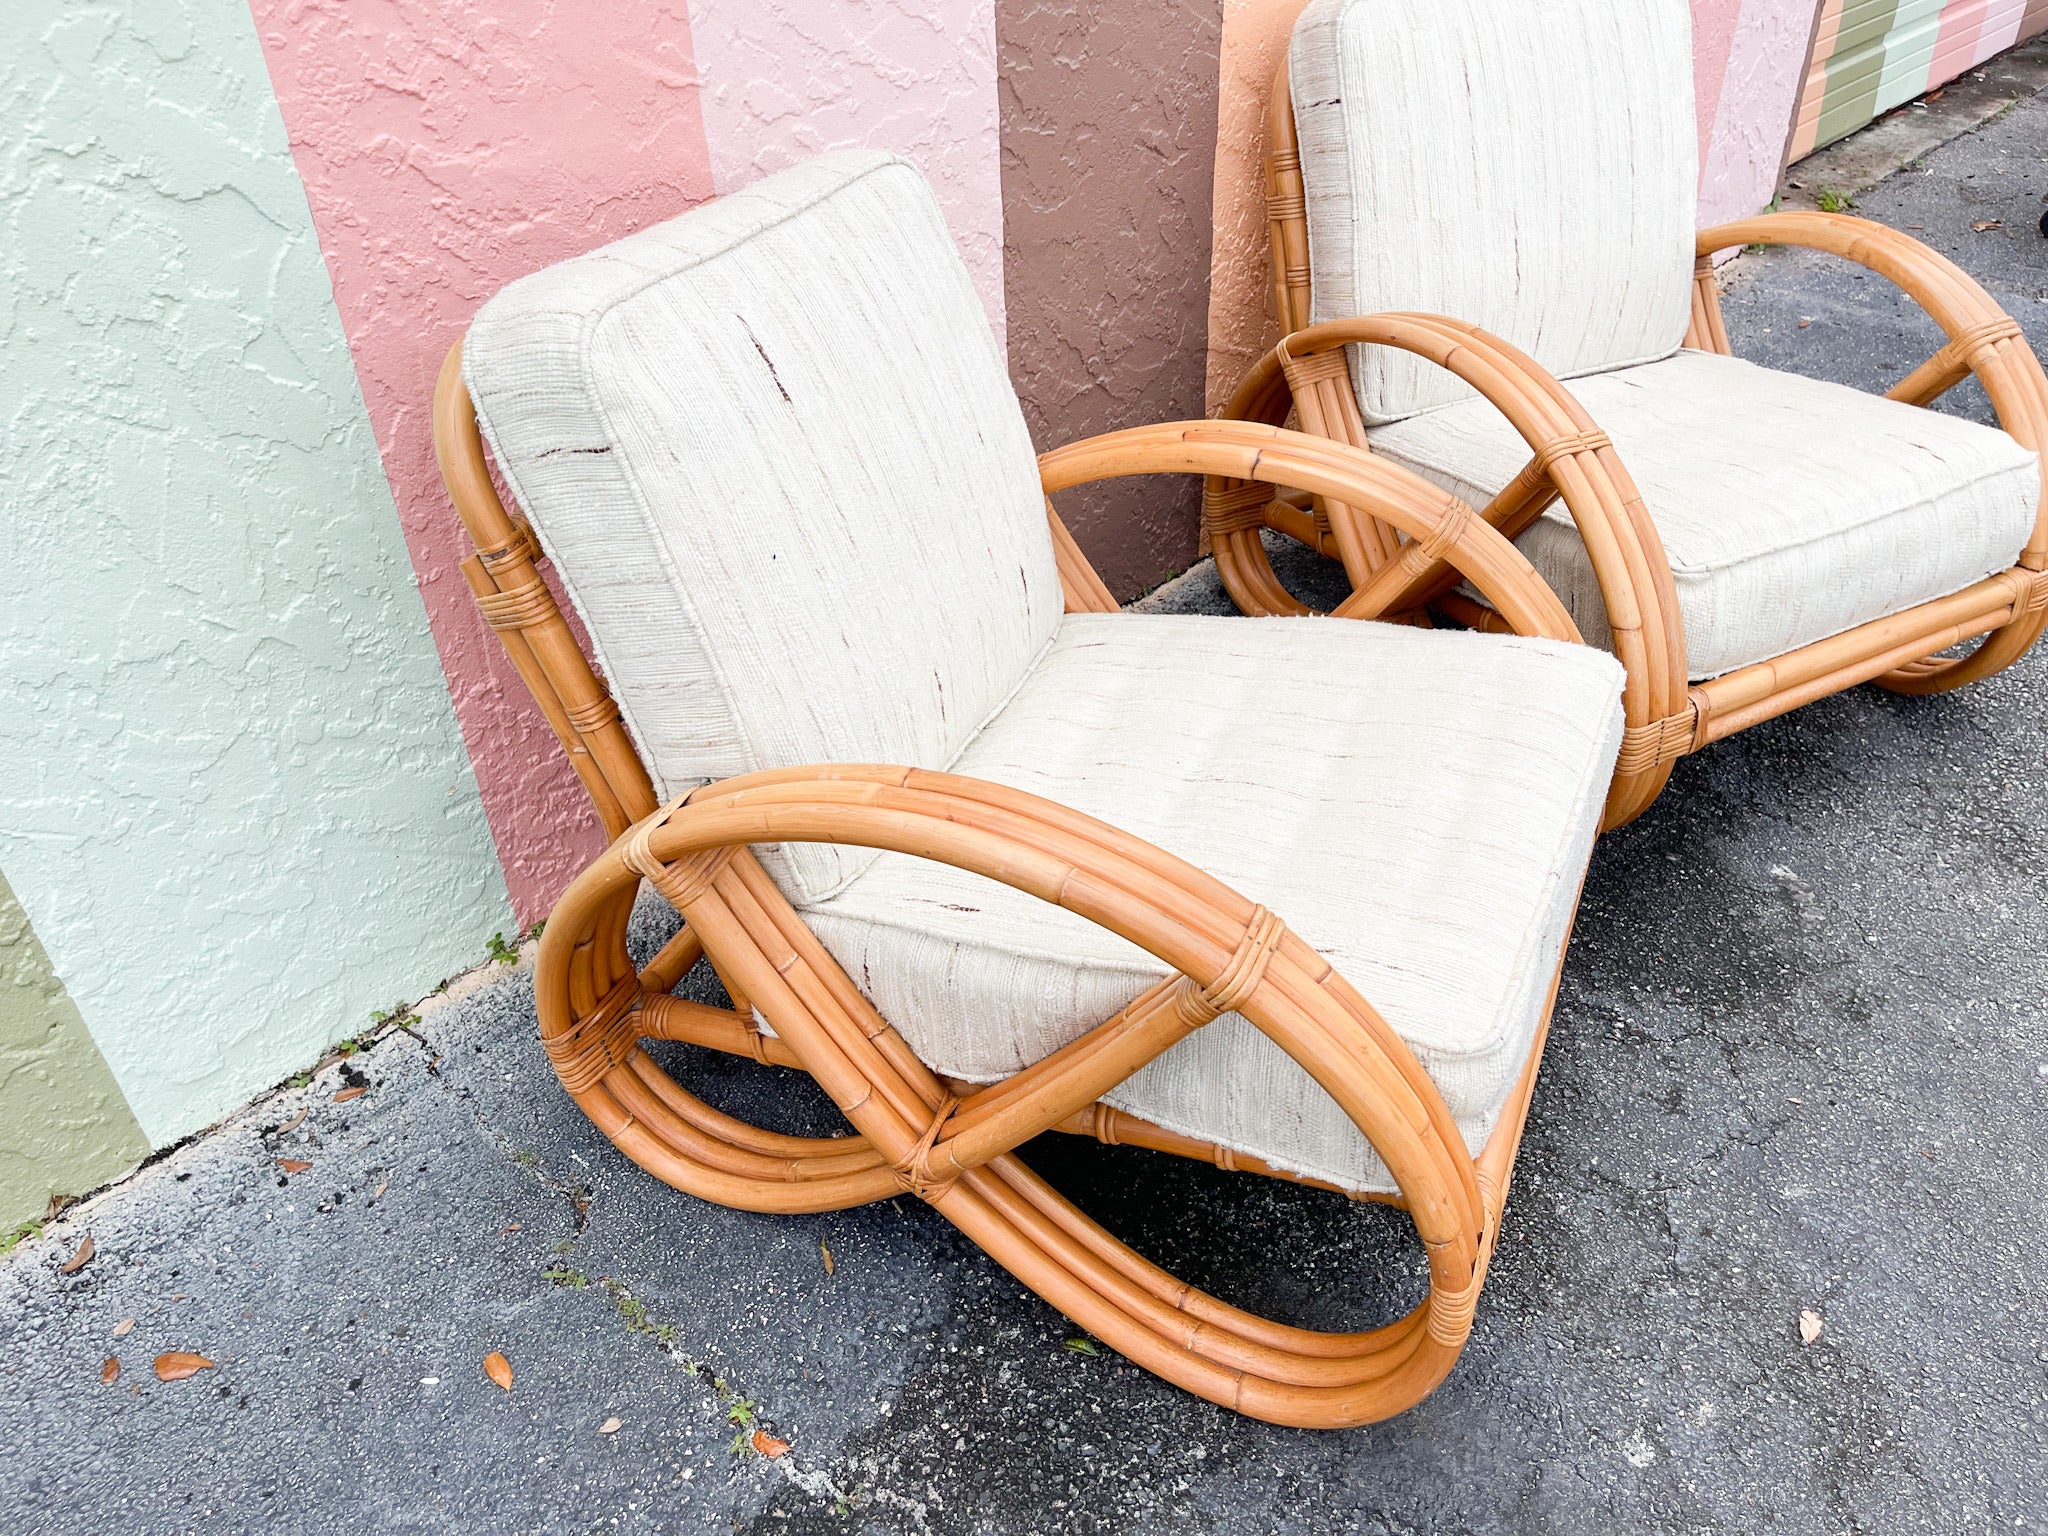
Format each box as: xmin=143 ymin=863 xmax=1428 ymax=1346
xmin=1039 ymin=419 xmax=1581 ymax=644
xmin=1211 ymin=324 xmax=1689 ymax=826
xmin=1697 ymin=213 xmax=2048 ymax=694
xmin=540 ymin=763 xmax=1497 ymax=1406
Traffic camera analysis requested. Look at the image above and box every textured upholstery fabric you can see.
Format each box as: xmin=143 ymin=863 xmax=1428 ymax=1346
xmin=1370 ymin=349 xmax=2042 ymax=679
xmin=803 ymin=614 xmax=1625 ymax=1195
xmin=463 ymin=152 xmax=1063 ymax=901
xmin=1289 ymin=0 xmax=1698 ymax=425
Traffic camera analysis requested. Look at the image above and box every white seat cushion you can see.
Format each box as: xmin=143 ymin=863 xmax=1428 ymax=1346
xmin=1290 ymin=0 xmax=1697 ymax=425
xmin=1370 ymin=350 xmax=2041 ymax=680
xmin=800 ymin=613 xmax=1625 ymax=1195
xmin=463 ymin=152 xmax=1063 ymax=902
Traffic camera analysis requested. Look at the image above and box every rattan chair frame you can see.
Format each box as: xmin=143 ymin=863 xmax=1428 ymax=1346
xmin=1212 ymin=65 xmax=2048 ymax=826
xmin=433 ymin=339 xmax=1606 ymax=1425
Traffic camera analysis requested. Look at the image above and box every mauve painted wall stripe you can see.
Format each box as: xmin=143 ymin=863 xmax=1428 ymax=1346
xmin=247 ymin=0 xmax=719 ymax=923
xmin=997 ymin=0 xmax=1227 ymax=598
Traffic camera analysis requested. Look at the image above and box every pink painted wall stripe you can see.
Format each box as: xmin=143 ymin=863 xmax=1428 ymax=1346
xmin=1701 ymin=0 xmax=1822 ymax=226
xmin=682 ymin=0 xmax=1007 ymax=343
xmin=247 ymin=0 xmax=719 ymax=922
xmin=1691 ymin=0 xmax=1749 ymax=165
xmin=1930 ymin=0 xmax=1991 ymax=82
xmin=1970 ymin=0 xmax=2029 ymax=63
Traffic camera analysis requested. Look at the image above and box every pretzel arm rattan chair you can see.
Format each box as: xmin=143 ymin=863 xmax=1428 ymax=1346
xmin=1212 ymin=0 xmax=2048 ymax=829
xmin=433 ymin=151 xmax=1627 ymax=1425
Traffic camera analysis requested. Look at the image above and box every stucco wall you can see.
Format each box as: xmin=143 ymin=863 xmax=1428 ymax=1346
xmin=1702 ymin=0 xmax=1824 ymax=226
xmin=0 ymin=0 xmax=510 ymax=1144
xmin=248 ymin=0 xmax=721 ymax=925
xmin=997 ymin=0 xmax=1226 ymax=598
xmin=687 ymin=0 xmax=1009 ymax=342
xmin=0 ymin=869 xmax=148 ymax=1230
xmin=5 ymin=0 xmax=1870 ymax=1164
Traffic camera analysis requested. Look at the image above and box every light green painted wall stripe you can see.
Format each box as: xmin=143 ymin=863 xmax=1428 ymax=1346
xmin=1816 ymin=0 xmax=1904 ymax=148
xmin=0 ymin=865 xmax=149 ymax=1232
xmin=1875 ymin=0 xmax=1946 ymax=115
xmin=0 ymin=0 xmax=512 ymax=1146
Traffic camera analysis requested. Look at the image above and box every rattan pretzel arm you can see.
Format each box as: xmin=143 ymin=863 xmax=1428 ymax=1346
xmin=1695 ymin=213 xmax=2048 ymax=695
xmin=1207 ymin=330 xmax=1686 ymax=828
xmin=535 ymin=764 xmax=1519 ymax=1423
xmin=1040 ymin=419 xmax=1583 ymax=646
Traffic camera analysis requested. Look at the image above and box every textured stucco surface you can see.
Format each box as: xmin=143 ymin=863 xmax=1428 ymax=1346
xmin=0 ymin=868 xmax=147 ymax=1231
xmin=687 ymin=0 xmax=1009 ymax=342
xmin=998 ymin=0 xmax=1225 ymax=599
xmin=0 ymin=0 xmax=510 ymax=1144
xmin=1700 ymin=0 xmax=1820 ymax=226
xmin=1691 ymin=0 xmax=1748 ymax=156
xmin=249 ymin=0 xmax=718 ymax=923
xmin=1202 ymin=0 xmax=1310 ymax=413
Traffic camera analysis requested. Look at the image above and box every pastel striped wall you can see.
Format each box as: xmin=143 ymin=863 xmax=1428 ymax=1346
xmin=1791 ymin=0 xmax=2047 ymax=156
xmin=247 ymin=1 xmax=720 ymax=927
xmin=0 ymin=0 xmax=510 ymax=1176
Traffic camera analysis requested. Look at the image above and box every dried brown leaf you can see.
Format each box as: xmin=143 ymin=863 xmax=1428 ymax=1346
xmin=154 ymin=1352 xmax=215 ymax=1382
xmin=598 ymin=1416 xmax=623 ymax=1435
xmin=112 ymin=1317 xmax=135 ymax=1338
xmin=484 ymin=1351 xmax=514 ymax=1391
xmin=499 ymin=1224 xmax=522 ymax=1235
xmin=1798 ymin=1309 xmax=1824 ymax=1345
xmin=100 ymin=1356 xmax=120 ymax=1385
xmin=751 ymin=1429 xmax=790 ymax=1458
xmin=333 ymin=1086 xmax=367 ymax=1103
xmin=275 ymin=1159 xmax=311 ymax=1175
xmin=373 ymin=1181 xmax=389 ymax=1200
xmin=1973 ymin=220 xmax=2004 ymax=232
xmin=272 ymin=1109 xmax=308 ymax=1136
xmin=820 ymin=1241 xmax=835 ymax=1277
xmin=59 ymin=1235 xmax=95 ymax=1274
xmin=44 ymin=1193 xmax=76 ymax=1221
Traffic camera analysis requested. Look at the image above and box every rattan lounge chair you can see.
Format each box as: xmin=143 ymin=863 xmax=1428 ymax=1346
xmin=1212 ymin=0 xmax=2048 ymax=826
xmin=433 ymin=152 xmax=1625 ymax=1425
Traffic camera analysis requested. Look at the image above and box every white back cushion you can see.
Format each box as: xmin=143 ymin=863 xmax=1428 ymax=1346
xmin=1290 ymin=0 xmax=1698 ymax=424
xmin=464 ymin=153 xmax=1064 ymax=901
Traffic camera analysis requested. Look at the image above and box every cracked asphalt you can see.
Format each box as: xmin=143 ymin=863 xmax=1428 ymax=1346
xmin=7 ymin=87 xmax=2048 ymax=1536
